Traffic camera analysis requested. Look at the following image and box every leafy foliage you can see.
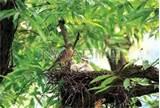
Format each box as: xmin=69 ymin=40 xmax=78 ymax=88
xmin=0 ymin=0 xmax=159 ymax=107
xmin=89 ymin=75 xmax=118 ymax=94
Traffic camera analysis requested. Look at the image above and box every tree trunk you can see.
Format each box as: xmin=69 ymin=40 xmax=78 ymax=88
xmin=0 ymin=0 xmax=16 ymax=82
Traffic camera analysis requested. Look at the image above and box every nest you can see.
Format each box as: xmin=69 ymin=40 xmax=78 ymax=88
xmin=46 ymin=67 xmax=128 ymax=108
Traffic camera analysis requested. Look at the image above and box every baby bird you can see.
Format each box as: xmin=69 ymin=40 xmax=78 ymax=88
xmin=70 ymin=56 xmax=94 ymax=72
xmin=79 ymin=56 xmax=94 ymax=72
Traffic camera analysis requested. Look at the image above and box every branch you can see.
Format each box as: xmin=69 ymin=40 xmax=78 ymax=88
xmin=120 ymin=66 xmax=159 ymax=82
xmin=73 ymin=32 xmax=80 ymax=49
xmin=129 ymin=84 xmax=158 ymax=97
xmin=32 ymin=2 xmax=50 ymax=7
xmin=106 ymin=49 xmax=117 ymax=71
xmin=0 ymin=0 xmax=17 ymax=82
xmin=18 ymin=29 xmax=39 ymax=35
xmin=96 ymin=84 xmax=158 ymax=103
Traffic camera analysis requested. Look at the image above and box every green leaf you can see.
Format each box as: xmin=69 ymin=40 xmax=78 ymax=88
xmin=0 ymin=9 xmax=17 ymax=20
xmin=142 ymin=60 xmax=150 ymax=70
xmin=83 ymin=19 xmax=106 ymax=32
xmin=86 ymin=40 xmax=93 ymax=54
xmin=29 ymin=98 xmax=35 ymax=108
xmin=0 ymin=75 xmax=10 ymax=81
xmin=95 ymin=85 xmax=111 ymax=94
xmin=127 ymin=8 xmax=153 ymax=22
xmin=88 ymin=86 xmax=104 ymax=91
xmin=136 ymin=0 xmax=148 ymax=10
xmin=101 ymin=76 xmax=117 ymax=87
xmin=90 ymin=75 xmax=113 ymax=84
xmin=123 ymin=78 xmax=130 ymax=90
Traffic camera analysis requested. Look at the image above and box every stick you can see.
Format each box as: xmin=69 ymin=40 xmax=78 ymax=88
xmin=73 ymin=32 xmax=80 ymax=49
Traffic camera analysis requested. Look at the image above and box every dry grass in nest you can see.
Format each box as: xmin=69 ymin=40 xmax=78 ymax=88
xmin=45 ymin=67 xmax=128 ymax=108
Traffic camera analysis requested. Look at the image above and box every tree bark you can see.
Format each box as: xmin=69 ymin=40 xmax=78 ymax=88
xmin=129 ymin=84 xmax=158 ymax=97
xmin=0 ymin=0 xmax=16 ymax=82
xmin=120 ymin=65 xmax=159 ymax=82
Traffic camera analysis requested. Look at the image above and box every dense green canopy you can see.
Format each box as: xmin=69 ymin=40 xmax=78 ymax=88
xmin=0 ymin=0 xmax=158 ymax=107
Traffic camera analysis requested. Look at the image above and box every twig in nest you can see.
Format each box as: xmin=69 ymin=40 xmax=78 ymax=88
xmin=81 ymin=87 xmax=84 ymax=107
xmin=65 ymin=93 xmax=74 ymax=104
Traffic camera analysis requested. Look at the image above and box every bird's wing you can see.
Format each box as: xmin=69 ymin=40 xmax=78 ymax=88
xmin=54 ymin=49 xmax=67 ymax=64
xmin=47 ymin=49 xmax=67 ymax=70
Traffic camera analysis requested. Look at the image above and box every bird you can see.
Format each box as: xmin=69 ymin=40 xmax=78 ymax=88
xmin=70 ymin=56 xmax=94 ymax=72
xmin=70 ymin=60 xmax=80 ymax=72
xmin=56 ymin=18 xmax=68 ymax=45
xmin=53 ymin=43 xmax=74 ymax=67
xmin=79 ymin=56 xmax=94 ymax=72
xmin=56 ymin=18 xmax=65 ymax=33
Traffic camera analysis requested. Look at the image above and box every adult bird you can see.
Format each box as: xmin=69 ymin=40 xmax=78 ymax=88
xmin=53 ymin=43 xmax=74 ymax=68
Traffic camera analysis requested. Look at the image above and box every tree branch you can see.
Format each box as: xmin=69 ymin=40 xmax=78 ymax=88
xmin=129 ymin=84 xmax=158 ymax=97
xmin=0 ymin=0 xmax=17 ymax=82
xmin=73 ymin=32 xmax=80 ymax=49
xmin=106 ymin=49 xmax=117 ymax=71
xmin=120 ymin=66 xmax=159 ymax=82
